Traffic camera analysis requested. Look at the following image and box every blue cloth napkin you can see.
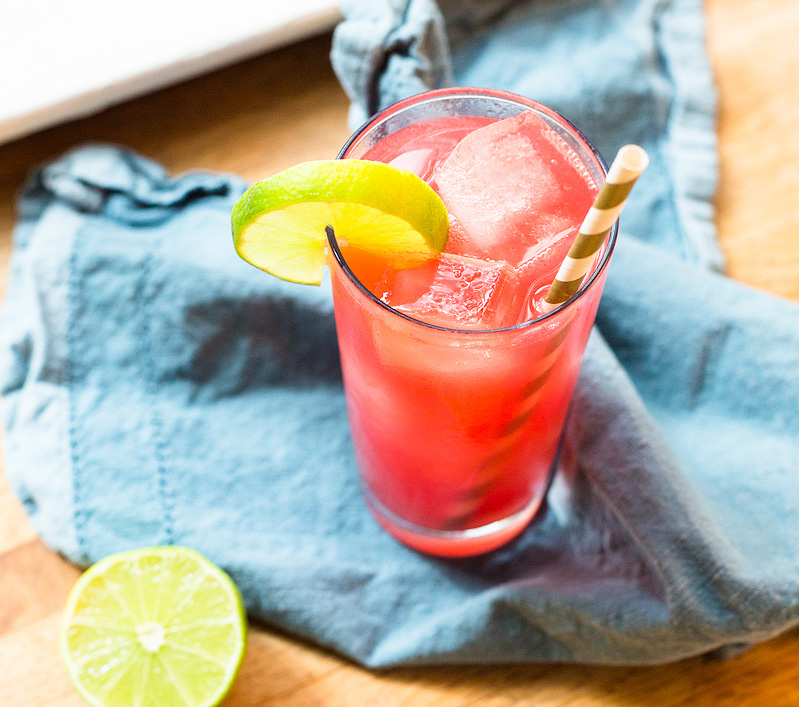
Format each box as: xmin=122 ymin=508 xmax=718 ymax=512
xmin=3 ymin=0 xmax=799 ymax=666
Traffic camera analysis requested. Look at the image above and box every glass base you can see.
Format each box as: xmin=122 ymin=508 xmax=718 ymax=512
xmin=364 ymin=487 xmax=546 ymax=558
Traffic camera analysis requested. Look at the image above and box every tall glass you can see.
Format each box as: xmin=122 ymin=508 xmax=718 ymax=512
xmin=328 ymin=88 xmax=614 ymax=557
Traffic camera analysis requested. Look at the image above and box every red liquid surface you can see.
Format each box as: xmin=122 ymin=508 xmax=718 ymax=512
xmin=330 ymin=110 xmax=605 ymax=556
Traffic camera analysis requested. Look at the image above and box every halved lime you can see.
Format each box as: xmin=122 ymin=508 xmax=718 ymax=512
xmin=231 ymin=160 xmax=449 ymax=285
xmin=61 ymin=547 xmax=247 ymax=707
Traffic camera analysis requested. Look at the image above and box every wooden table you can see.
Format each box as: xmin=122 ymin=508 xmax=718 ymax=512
xmin=2 ymin=1 xmax=799 ymax=704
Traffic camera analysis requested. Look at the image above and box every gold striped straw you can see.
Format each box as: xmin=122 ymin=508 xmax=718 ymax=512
xmin=542 ymin=144 xmax=649 ymax=313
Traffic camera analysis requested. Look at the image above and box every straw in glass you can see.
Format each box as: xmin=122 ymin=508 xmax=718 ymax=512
xmin=541 ymin=144 xmax=649 ymax=313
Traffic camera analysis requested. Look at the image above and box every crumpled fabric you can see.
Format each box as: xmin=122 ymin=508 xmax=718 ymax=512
xmin=2 ymin=0 xmax=798 ymax=667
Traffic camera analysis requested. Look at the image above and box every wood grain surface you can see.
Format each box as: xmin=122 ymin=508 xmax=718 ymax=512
xmin=2 ymin=1 xmax=799 ymax=704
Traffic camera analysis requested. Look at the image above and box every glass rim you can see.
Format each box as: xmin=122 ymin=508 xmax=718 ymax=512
xmin=328 ymin=86 xmax=617 ymax=335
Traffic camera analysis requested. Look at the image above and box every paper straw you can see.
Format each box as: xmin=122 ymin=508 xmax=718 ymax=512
xmin=541 ymin=144 xmax=649 ymax=313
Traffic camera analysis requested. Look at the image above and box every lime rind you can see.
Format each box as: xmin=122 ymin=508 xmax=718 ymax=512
xmin=231 ymin=160 xmax=449 ymax=285
xmin=61 ymin=546 xmax=247 ymax=707
xmin=231 ymin=160 xmax=449 ymax=248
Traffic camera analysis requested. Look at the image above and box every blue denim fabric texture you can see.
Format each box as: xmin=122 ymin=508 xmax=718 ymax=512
xmin=2 ymin=0 xmax=798 ymax=666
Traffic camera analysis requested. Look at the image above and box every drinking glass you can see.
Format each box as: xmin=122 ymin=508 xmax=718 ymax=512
xmin=328 ymin=88 xmax=614 ymax=556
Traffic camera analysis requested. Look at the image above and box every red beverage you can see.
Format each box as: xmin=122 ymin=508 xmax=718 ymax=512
xmin=328 ymin=89 xmax=614 ymax=556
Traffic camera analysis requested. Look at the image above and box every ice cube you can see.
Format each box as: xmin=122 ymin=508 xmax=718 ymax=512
xmin=378 ymin=259 xmax=438 ymax=306
xmin=500 ymin=224 xmax=578 ymax=325
xmin=382 ymin=253 xmax=518 ymax=330
xmin=434 ymin=110 xmax=596 ymax=265
xmin=366 ymin=116 xmax=493 ymax=181
xmin=389 ymin=148 xmax=439 ymax=180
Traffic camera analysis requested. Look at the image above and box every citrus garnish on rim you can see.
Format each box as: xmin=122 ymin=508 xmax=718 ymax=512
xmin=231 ymin=160 xmax=449 ymax=285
